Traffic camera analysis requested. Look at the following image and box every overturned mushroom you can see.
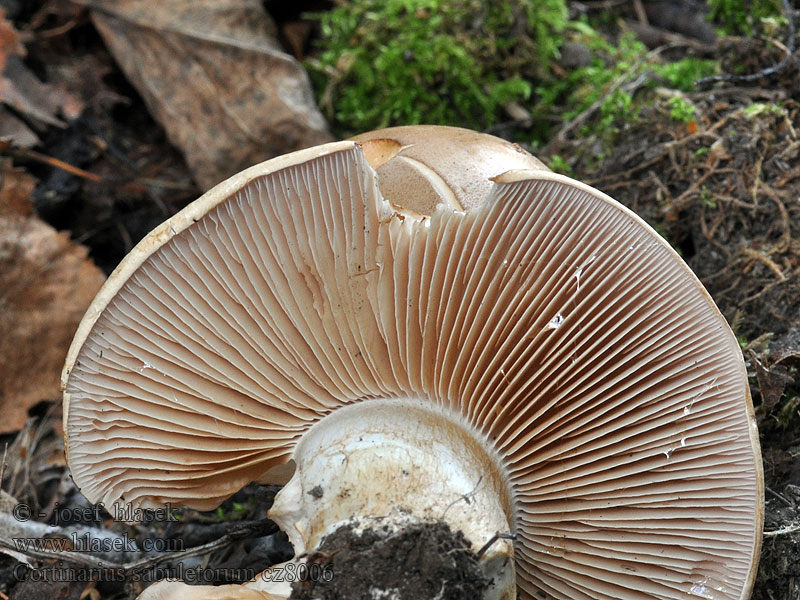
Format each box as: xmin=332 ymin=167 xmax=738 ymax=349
xmin=62 ymin=126 xmax=762 ymax=600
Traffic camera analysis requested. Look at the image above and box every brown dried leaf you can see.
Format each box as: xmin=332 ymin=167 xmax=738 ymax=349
xmin=750 ymin=350 xmax=794 ymax=413
xmin=0 ymin=56 xmax=84 ymax=128
xmin=89 ymin=0 xmax=333 ymax=190
xmin=0 ymin=10 xmax=25 ymax=70
xmin=0 ymin=12 xmax=40 ymax=146
xmin=0 ymin=106 xmax=41 ymax=148
xmin=0 ymin=157 xmax=36 ymax=216
xmin=0 ymin=11 xmax=84 ymax=140
xmin=0 ymin=161 xmax=105 ymax=434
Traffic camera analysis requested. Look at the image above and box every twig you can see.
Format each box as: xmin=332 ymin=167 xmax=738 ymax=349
xmin=476 ymin=532 xmax=517 ymax=559
xmin=1 ymin=518 xmax=277 ymax=573
xmin=764 ymin=523 xmax=800 ymax=537
xmin=740 ymin=272 xmax=796 ymax=304
xmin=766 ymin=487 xmax=794 ymax=507
xmin=24 ymin=16 xmax=83 ymax=40
xmin=0 ymin=512 xmax=141 ymax=566
xmin=741 ymin=247 xmax=787 ymax=281
xmin=632 ymin=0 xmax=648 ymax=26
xmin=696 ymin=0 xmax=796 ymax=87
xmin=750 ymin=151 xmax=764 ymax=211
xmin=0 ymin=444 xmax=7 ymax=492
xmin=121 ymin=520 xmax=277 ymax=574
xmin=9 ymin=149 xmax=149 ymax=194
xmin=13 ymin=149 xmax=102 ymax=182
xmin=580 ymin=0 xmax=630 ymax=7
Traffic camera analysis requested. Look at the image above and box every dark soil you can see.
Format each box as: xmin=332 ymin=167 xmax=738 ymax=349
xmin=760 ymin=485 xmax=800 ymax=599
xmin=291 ymin=518 xmax=489 ymax=600
xmin=561 ymin=91 xmax=800 ymax=340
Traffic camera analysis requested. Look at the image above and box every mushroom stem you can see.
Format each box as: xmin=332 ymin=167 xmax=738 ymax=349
xmin=268 ymin=398 xmax=516 ymax=599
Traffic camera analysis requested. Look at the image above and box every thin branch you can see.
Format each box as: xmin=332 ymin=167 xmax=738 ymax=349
xmin=764 ymin=523 xmax=800 ymax=537
xmin=0 ymin=518 xmax=277 ymax=574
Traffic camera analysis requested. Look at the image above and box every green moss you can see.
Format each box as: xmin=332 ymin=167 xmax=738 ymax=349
xmin=743 ymin=102 xmax=785 ymax=119
xmin=708 ymin=0 xmax=783 ymax=35
xmin=305 ymin=3 xmax=741 ymax=150
xmin=547 ymin=154 xmax=572 ymax=175
xmin=653 ymin=58 xmax=718 ymax=91
xmin=666 ymin=96 xmax=696 ymax=123
xmin=306 ymin=0 xmax=567 ymax=137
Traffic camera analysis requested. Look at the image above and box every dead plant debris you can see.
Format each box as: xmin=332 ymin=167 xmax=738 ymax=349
xmin=88 ymin=0 xmax=333 ymax=190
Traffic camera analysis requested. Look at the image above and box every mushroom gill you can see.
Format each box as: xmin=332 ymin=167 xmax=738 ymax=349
xmin=63 ymin=127 xmax=762 ymax=600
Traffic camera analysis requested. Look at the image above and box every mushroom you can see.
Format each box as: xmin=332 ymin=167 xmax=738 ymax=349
xmin=62 ymin=125 xmax=763 ymax=600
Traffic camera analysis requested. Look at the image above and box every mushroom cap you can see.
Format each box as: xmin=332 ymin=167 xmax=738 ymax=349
xmin=62 ymin=126 xmax=762 ymax=600
xmin=350 ymin=125 xmax=548 ymax=214
xmin=136 ymin=580 xmax=276 ymax=600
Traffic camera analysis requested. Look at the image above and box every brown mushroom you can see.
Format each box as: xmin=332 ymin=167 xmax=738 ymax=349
xmin=62 ymin=126 xmax=762 ymax=600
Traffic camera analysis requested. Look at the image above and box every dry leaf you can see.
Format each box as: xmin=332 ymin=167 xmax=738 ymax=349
xmin=0 ymin=56 xmax=84 ymax=128
xmin=0 ymin=11 xmax=84 ymax=142
xmin=0 ymin=160 xmax=105 ymax=434
xmin=0 ymin=11 xmax=39 ymax=145
xmin=750 ymin=350 xmax=795 ymax=414
xmin=0 ymin=9 xmax=25 ymax=68
xmin=89 ymin=0 xmax=333 ymax=190
xmin=0 ymin=106 xmax=40 ymax=148
xmin=0 ymin=156 xmax=36 ymax=216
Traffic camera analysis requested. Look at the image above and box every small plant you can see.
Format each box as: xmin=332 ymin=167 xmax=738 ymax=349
xmin=537 ymin=28 xmax=647 ymax=123
xmin=652 ymin=58 xmax=718 ymax=91
xmin=666 ymin=96 xmax=696 ymax=123
xmin=532 ymin=27 xmax=651 ymax=147
xmin=708 ymin=0 xmax=783 ymax=35
xmin=700 ymin=185 xmax=717 ymax=208
xmin=196 ymin=498 xmax=254 ymax=522
xmin=599 ymin=88 xmax=636 ymax=134
xmin=743 ymin=102 xmax=785 ymax=119
xmin=548 ymin=154 xmax=572 ymax=175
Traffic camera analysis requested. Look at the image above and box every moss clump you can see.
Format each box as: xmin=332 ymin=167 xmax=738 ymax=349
xmin=652 ymin=58 xmax=718 ymax=92
xmin=305 ymin=2 xmax=729 ymax=150
xmin=306 ymin=0 xmax=567 ymax=137
xmin=708 ymin=0 xmax=783 ymax=35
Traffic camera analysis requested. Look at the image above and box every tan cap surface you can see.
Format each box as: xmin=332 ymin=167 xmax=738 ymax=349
xmin=351 ymin=125 xmax=548 ymax=213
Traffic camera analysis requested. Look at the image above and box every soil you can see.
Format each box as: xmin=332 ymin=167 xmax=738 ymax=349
xmin=1 ymin=1 xmax=798 ymax=599
xmin=291 ymin=517 xmax=489 ymax=600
